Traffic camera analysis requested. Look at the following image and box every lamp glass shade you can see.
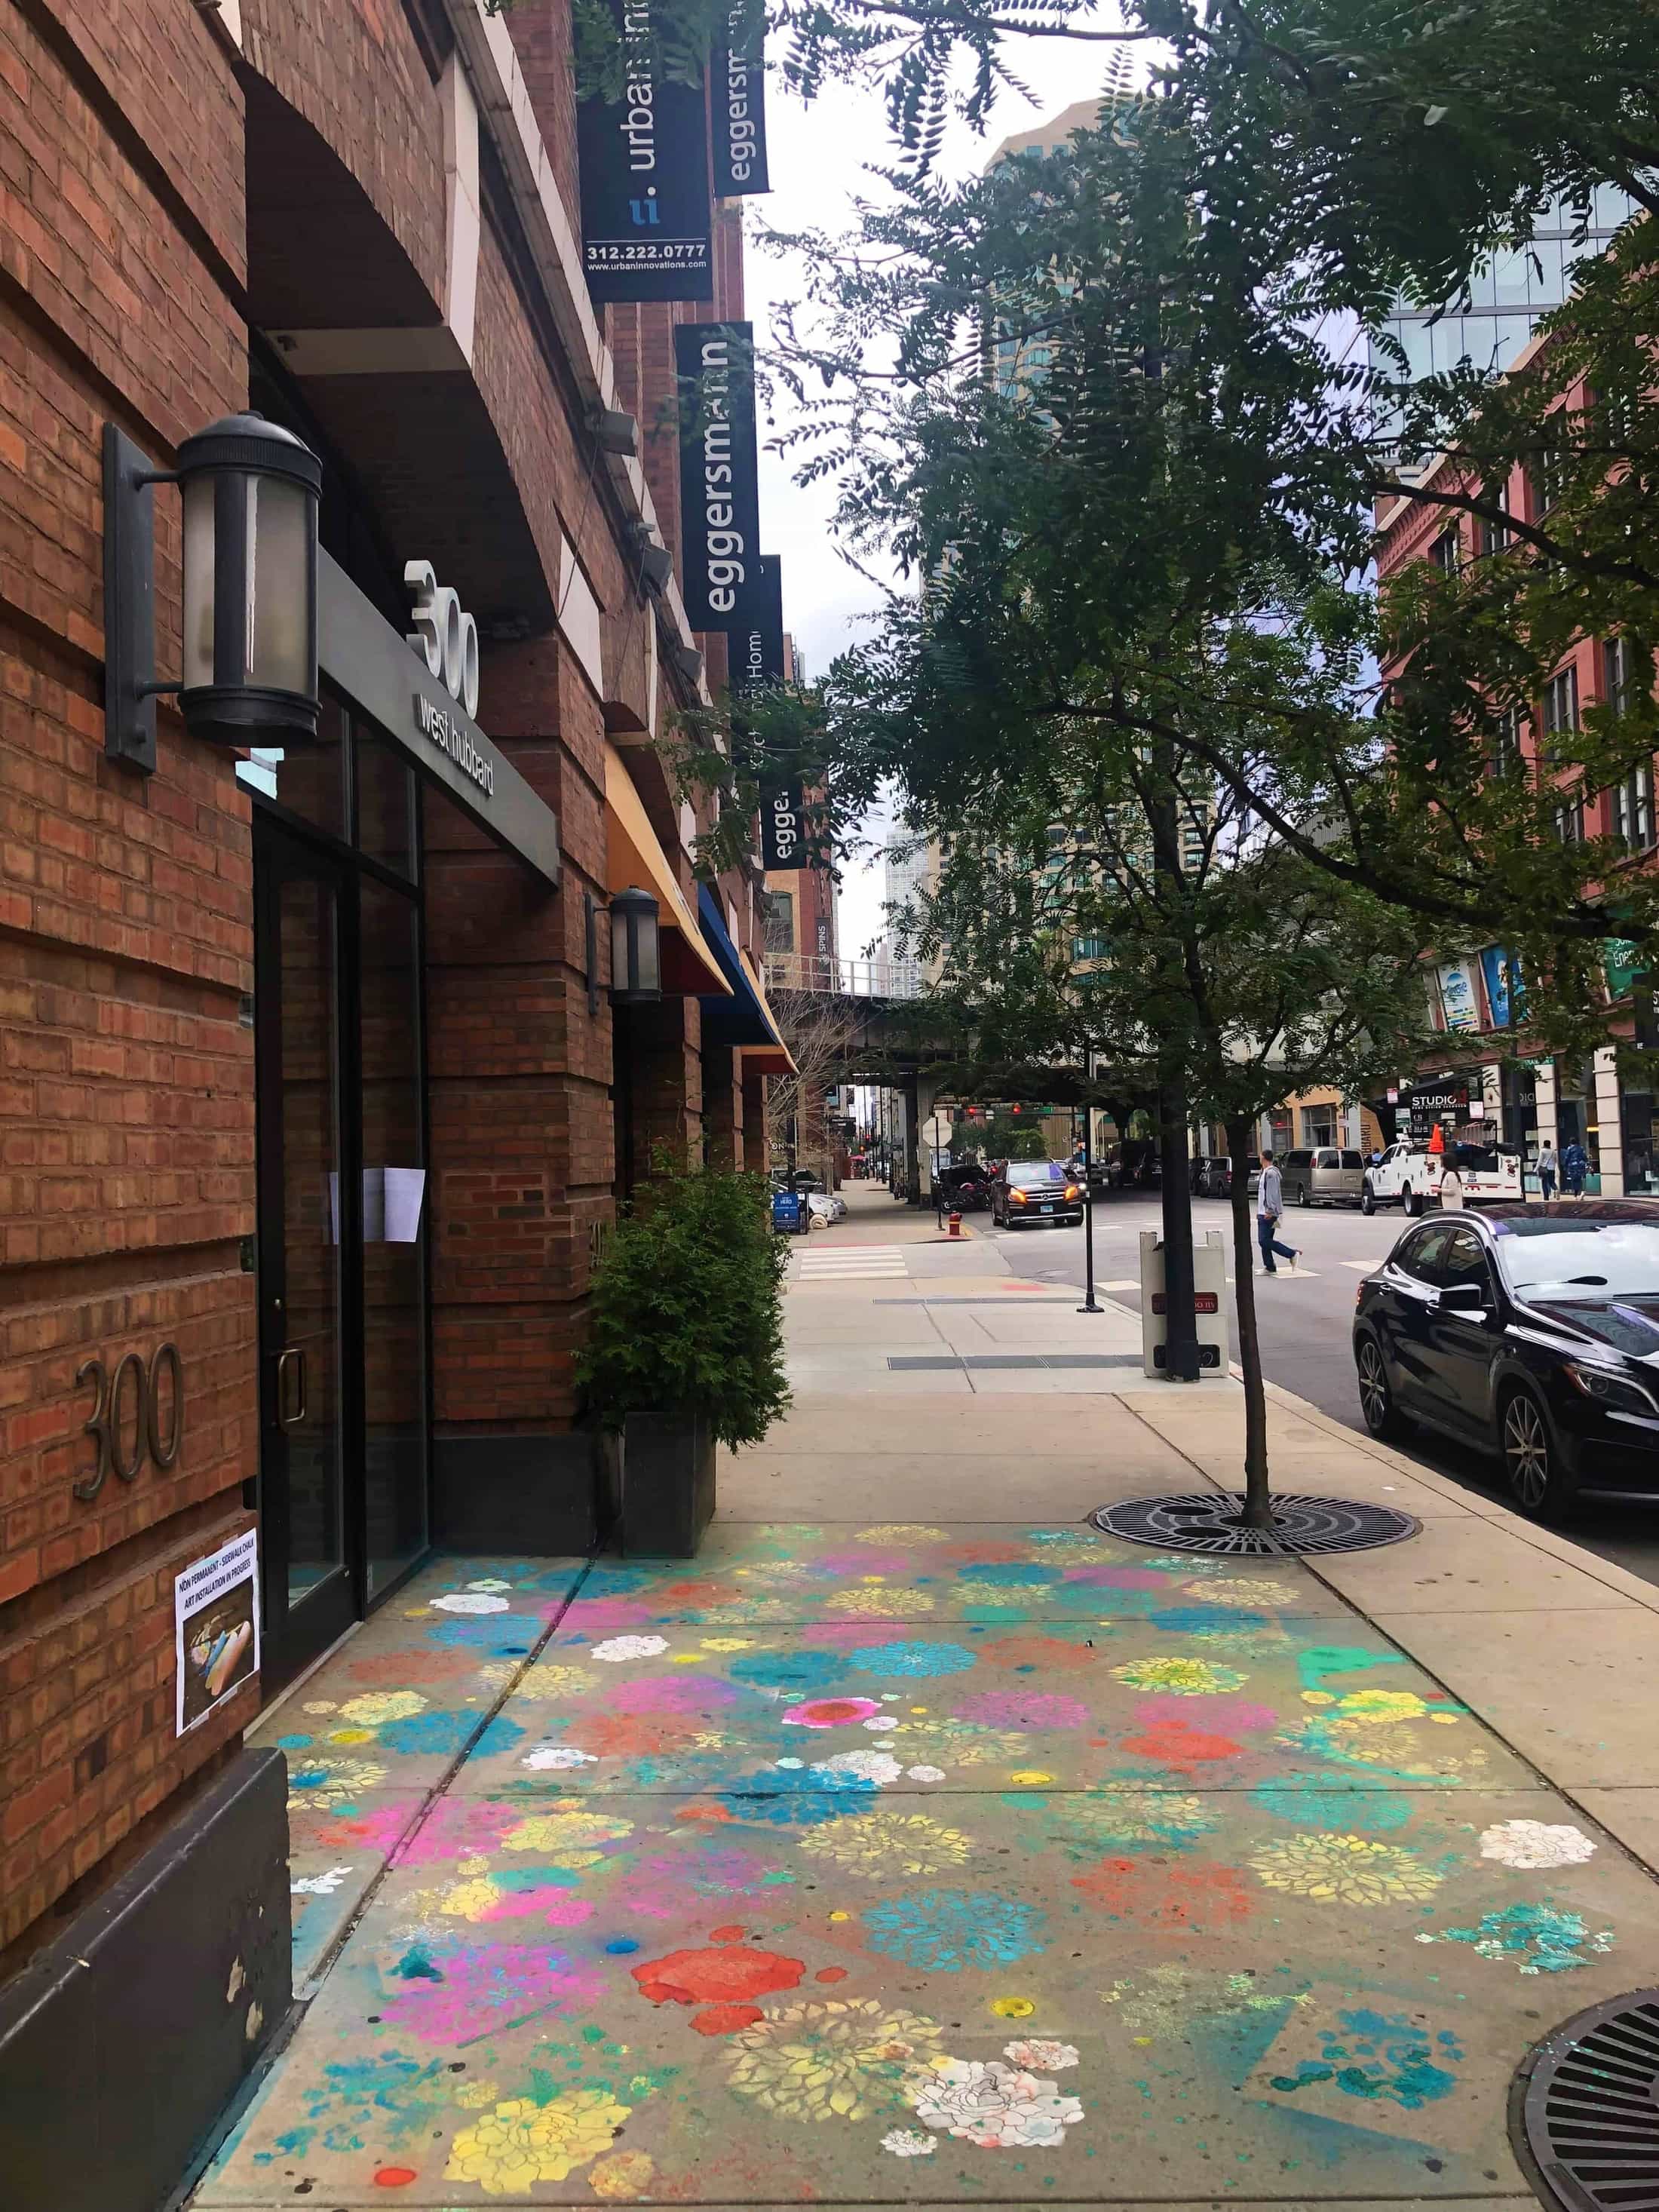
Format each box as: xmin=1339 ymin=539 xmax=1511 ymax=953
xmin=180 ymin=473 xmax=217 ymax=692
xmin=610 ymin=887 xmax=661 ymax=1002
xmin=249 ymin=474 xmax=314 ymax=696
xmin=176 ymin=412 xmax=320 ymax=746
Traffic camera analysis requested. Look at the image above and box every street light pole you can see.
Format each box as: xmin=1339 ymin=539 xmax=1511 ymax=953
xmin=1078 ymin=1096 xmax=1101 ymax=1314
xmin=1151 ymin=760 xmax=1202 ymax=1384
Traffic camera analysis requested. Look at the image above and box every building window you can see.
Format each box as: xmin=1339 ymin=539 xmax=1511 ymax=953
xmin=1300 ymin=1106 xmax=1335 ymax=1148
xmin=1072 ymin=935 xmax=1109 ymax=961
xmin=1530 ymin=440 xmax=1569 ymax=517
xmin=1555 ymin=795 xmax=1584 ymax=844
xmin=1428 ymin=526 xmax=1461 ymax=574
xmin=1477 ymin=484 xmax=1512 ymax=556
xmin=1542 ymin=664 xmax=1579 ymax=753
xmin=1605 ymin=633 xmax=1647 ymax=712
xmin=1612 ymin=762 xmax=1655 ymax=853
xmin=762 ymin=890 xmax=795 ymax=950
xmin=1492 ymin=704 xmax=1528 ymax=775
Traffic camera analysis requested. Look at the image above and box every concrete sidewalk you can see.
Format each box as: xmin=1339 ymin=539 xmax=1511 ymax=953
xmin=191 ymin=1184 xmax=1659 ymax=2209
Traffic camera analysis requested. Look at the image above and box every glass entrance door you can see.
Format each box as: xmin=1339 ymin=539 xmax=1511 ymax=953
xmin=254 ymin=816 xmax=358 ymax=1683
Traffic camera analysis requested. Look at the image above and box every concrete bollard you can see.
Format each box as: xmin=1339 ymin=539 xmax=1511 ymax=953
xmin=949 ymin=1212 xmax=961 ymax=1238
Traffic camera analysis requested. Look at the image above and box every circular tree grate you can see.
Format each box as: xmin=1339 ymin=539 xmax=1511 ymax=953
xmin=1089 ymin=1492 xmax=1420 ymax=1557
xmin=1515 ymin=1989 xmax=1659 ymax=2212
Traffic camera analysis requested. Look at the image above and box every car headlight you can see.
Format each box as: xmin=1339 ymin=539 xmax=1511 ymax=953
xmin=1009 ymin=1189 xmax=1027 ymax=1205
xmin=1064 ymin=1185 xmax=1081 ymax=1201
xmin=1563 ymin=1362 xmax=1659 ymax=1416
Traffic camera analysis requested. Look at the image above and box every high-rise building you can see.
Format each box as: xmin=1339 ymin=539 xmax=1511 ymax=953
xmin=1372 ymin=190 xmax=1634 ymax=388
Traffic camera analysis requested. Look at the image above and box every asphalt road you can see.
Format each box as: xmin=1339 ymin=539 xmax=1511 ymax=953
xmin=965 ymin=1186 xmax=1659 ymax=1589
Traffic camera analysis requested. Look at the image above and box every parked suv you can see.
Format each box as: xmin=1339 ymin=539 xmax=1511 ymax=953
xmin=1280 ymin=1147 xmax=1366 ymax=1207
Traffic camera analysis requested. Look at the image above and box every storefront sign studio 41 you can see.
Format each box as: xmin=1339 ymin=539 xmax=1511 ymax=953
xmin=175 ymin=1528 xmax=260 ymax=1736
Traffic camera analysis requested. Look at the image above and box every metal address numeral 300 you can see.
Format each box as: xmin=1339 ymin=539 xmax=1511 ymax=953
xmin=74 ymin=1343 xmax=183 ymax=1502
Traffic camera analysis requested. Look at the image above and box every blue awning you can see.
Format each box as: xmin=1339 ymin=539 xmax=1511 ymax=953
xmin=698 ymin=885 xmax=787 ymax=1052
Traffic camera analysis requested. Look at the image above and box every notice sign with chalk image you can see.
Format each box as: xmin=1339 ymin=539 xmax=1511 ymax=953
xmin=175 ymin=1528 xmax=260 ymax=1736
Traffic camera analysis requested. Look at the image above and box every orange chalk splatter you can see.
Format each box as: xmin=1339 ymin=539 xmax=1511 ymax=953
xmin=691 ymin=2002 xmax=765 ymax=2035
xmin=710 ymin=1924 xmax=747 ymax=1944
xmin=814 ymin=1965 xmax=848 ymax=1983
xmin=373 ymin=2168 xmax=417 ymax=2188
xmin=632 ymin=1946 xmax=805 ymax=2008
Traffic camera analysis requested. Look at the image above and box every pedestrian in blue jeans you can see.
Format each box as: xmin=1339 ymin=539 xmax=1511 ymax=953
xmin=1256 ymin=1152 xmax=1299 ymax=1274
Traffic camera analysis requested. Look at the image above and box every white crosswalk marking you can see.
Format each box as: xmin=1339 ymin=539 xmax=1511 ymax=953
xmin=1342 ymin=1259 xmax=1375 ymax=1272
xmin=796 ymin=1244 xmax=909 ymax=1280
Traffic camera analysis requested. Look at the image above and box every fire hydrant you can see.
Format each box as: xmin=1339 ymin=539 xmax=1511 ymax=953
xmin=949 ymin=1211 xmax=962 ymax=1238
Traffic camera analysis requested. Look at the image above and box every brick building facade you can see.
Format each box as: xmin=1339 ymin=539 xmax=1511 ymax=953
xmin=0 ymin=1 xmax=780 ymax=2190
xmin=1375 ymin=339 xmax=1656 ymax=1193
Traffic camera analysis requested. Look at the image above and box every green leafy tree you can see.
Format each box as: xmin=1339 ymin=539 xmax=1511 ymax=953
xmin=907 ymin=768 xmax=1432 ymax=1521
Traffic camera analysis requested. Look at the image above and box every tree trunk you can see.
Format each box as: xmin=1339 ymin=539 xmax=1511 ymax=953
xmin=1227 ymin=1115 xmax=1274 ymax=1529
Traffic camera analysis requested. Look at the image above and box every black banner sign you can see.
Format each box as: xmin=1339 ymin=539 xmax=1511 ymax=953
xmin=749 ymin=558 xmax=808 ymax=870
xmin=712 ymin=5 xmax=769 ymax=196
xmin=577 ymin=0 xmax=713 ymax=303
xmin=674 ymin=321 xmax=761 ymax=630
xmin=736 ymin=550 xmax=785 ymax=692
xmin=762 ymin=783 xmax=807 ymax=870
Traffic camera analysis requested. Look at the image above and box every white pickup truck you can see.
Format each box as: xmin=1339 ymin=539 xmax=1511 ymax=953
xmin=1360 ymin=1139 xmax=1524 ymax=1216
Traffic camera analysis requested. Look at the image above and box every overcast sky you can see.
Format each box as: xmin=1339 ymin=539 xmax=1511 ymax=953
xmin=744 ymin=32 xmax=1135 ymax=954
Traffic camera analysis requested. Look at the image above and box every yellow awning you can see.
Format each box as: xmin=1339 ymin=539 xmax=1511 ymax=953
xmin=603 ymin=744 xmax=730 ymax=996
xmin=739 ymin=952 xmax=799 ymax=1075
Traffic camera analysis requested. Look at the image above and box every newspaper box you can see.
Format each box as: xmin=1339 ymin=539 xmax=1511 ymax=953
xmin=1139 ymin=1228 xmax=1230 ymax=1379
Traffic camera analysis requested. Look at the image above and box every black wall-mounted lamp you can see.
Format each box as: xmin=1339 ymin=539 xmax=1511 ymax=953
xmin=609 ymin=885 xmax=662 ymax=1005
xmin=103 ymin=413 xmax=323 ymax=774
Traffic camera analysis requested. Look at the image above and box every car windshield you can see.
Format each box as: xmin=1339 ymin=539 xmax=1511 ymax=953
xmin=1494 ymin=1220 xmax=1659 ymax=1299
xmin=1007 ymin=1163 xmax=1067 ymax=1187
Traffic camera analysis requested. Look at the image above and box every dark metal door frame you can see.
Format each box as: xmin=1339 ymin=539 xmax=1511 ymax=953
xmin=253 ymin=813 xmax=365 ymax=1689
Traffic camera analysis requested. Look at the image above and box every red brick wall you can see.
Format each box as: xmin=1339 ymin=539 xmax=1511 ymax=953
xmin=0 ymin=0 xmax=255 ymax=1967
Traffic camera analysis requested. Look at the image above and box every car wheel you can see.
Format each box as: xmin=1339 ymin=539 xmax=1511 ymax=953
xmin=1355 ymin=1336 xmax=1409 ymax=1440
xmin=1298 ymin=1183 xmax=1312 ymax=1208
xmin=1360 ymin=1182 xmax=1375 ymax=1216
xmin=1403 ymin=1185 xmax=1421 ymax=1217
xmin=1500 ymin=1387 xmax=1579 ymax=1522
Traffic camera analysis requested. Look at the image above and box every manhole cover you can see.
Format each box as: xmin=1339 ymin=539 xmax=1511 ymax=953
xmin=1089 ymin=1492 xmax=1420 ymax=1556
xmin=1515 ymin=1989 xmax=1659 ymax=2212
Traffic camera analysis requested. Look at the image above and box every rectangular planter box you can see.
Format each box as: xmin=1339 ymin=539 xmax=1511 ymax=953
xmin=621 ymin=1409 xmax=716 ymax=1556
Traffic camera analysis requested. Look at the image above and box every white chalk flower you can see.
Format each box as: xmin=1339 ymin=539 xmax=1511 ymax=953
xmin=590 ymin=1634 xmax=670 ymax=1662
xmin=814 ymin=1750 xmax=903 ymax=1787
xmin=1003 ymin=2039 xmax=1080 ymax=2072
xmin=907 ymin=2057 xmax=1084 ymax=2149
xmin=290 ymin=1864 xmax=354 ymax=1896
xmin=881 ymin=2130 xmax=937 ymax=2158
xmin=429 ymin=1591 xmax=510 ymax=1614
xmin=520 ymin=1746 xmax=598 ymax=1771
xmin=1480 ymin=1819 xmax=1597 ymax=1870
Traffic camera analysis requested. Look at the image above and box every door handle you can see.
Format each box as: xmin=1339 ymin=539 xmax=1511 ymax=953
xmin=274 ymin=1346 xmax=308 ymax=1430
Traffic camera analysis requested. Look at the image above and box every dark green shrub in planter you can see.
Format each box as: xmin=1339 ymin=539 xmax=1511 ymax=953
xmin=578 ymin=1158 xmax=790 ymax=1554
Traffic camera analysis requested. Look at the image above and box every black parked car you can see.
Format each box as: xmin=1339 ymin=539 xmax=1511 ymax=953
xmin=992 ymin=1160 xmax=1085 ymax=1229
xmin=1352 ymin=1200 xmax=1659 ymax=1521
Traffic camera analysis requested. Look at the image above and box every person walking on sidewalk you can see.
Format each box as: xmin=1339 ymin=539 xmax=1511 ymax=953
xmin=1537 ymin=1141 xmax=1558 ymax=1201
xmin=1256 ymin=1151 xmax=1299 ymax=1275
xmin=1562 ymin=1138 xmax=1589 ymax=1198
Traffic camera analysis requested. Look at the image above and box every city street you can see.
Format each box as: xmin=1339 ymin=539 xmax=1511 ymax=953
xmin=964 ymin=1187 xmax=1659 ymax=1588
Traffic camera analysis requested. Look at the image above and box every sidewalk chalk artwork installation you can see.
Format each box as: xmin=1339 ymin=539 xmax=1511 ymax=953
xmin=204 ymin=1528 xmax=1636 ymax=2204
